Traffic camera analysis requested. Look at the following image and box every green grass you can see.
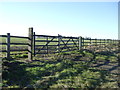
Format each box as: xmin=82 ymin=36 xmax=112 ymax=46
xmin=0 ymin=37 xmax=117 ymax=44
xmin=2 ymin=45 xmax=119 ymax=89
xmin=0 ymin=37 xmax=28 ymax=43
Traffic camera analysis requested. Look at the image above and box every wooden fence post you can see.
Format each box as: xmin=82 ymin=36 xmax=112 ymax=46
xmin=28 ymin=27 xmax=33 ymax=61
xmin=109 ymin=39 xmax=111 ymax=44
xmin=104 ymin=39 xmax=105 ymax=45
xmin=95 ymin=38 xmax=97 ymax=46
xmin=79 ymin=36 xmax=82 ymax=50
xmin=82 ymin=37 xmax=84 ymax=48
xmin=100 ymin=39 xmax=101 ymax=45
xmin=33 ymin=32 xmax=36 ymax=56
xmin=6 ymin=33 xmax=10 ymax=60
xmin=118 ymin=40 xmax=120 ymax=87
xmin=46 ymin=37 xmax=48 ymax=54
xmin=57 ymin=34 xmax=61 ymax=53
xmin=90 ymin=38 xmax=92 ymax=48
xmin=107 ymin=39 xmax=109 ymax=44
xmin=90 ymin=38 xmax=91 ymax=44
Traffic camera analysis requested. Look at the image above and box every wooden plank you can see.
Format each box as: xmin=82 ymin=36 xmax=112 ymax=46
xmin=0 ymin=50 xmax=7 ymax=52
xmin=61 ymin=36 xmax=78 ymax=39
xmin=35 ymin=52 xmax=48 ymax=54
xmin=67 ymin=43 xmax=77 ymax=45
xmin=53 ymin=51 xmax=59 ymax=53
xmin=35 ymin=48 xmax=57 ymax=51
xmin=0 ymin=43 xmax=7 ymax=45
xmin=35 ymin=35 xmax=58 ymax=38
xmin=82 ymin=42 xmax=91 ymax=43
xmin=35 ymin=40 xmax=58 ymax=42
xmin=60 ymin=43 xmax=74 ymax=45
xmin=10 ymin=35 xmax=28 ymax=39
xmin=60 ymin=40 xmax=78 ymax=42
xmin=0 ymin=35 xmax=7 ymax=37
xmin=10 ymin=43 xmax=28 ymax=45
xmin=93 ymin=42 xmax=105 ymax=43
xmin=35 ymin=45 xmax=58 ymax=47
xmin=83 ymin=38 xmax=91 ymax=40
xmin=10 ymin=49 xmax=28 ymax=52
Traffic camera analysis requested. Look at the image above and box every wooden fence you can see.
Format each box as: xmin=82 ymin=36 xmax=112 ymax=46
xmin=34 ymin=34 xmax=79 ymax=55
xmin=0 ymin=33 xmax=29 ymax=59
xmin=0 ymin=27 xmax=118 ymax=61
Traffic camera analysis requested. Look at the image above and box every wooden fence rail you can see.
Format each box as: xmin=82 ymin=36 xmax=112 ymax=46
xmin=0 ymin=27 xmax=118 ymax=61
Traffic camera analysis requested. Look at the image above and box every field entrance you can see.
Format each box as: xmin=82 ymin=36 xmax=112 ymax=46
xmin=33 ymin=34 xmax=79 ymax=57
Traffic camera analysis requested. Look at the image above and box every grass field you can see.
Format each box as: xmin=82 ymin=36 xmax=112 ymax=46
xmin=2 ymin=42 xmax=119 ymax=89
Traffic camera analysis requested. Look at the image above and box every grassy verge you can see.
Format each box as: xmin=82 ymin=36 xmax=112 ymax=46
xmin=2 ymin=43 xmax=119 ymax=89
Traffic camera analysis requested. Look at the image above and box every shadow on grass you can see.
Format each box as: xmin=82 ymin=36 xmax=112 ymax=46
xmin=2 ymin=58 xmax=32 ymax=88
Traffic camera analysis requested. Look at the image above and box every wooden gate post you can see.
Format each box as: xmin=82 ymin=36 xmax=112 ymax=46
xmin=107 ymin=39 xmax=109 ymax=44
xmin=90 ymin=38 xmax=91 ymax=45
xmin=104 ymin=39 xmax=105 ymax=45
xmin=28 ymin=27 xmax=33 ymax=61
xmin=89 ymin=38 xmax=91 ymax=48
xmin=46 ymin=37 xmax=48 ymax=54
xmin=79 ymin=36 xmax=82 ymax=50
xmin=57 ymin=34 xmax=61 ymax=53
xmin=100 ymin=39 xmax=101 ymax=45
xmin=95 ymin=38 xmax=97 ymax=46
xmin=33 ymin=32 xmax=36 ymax=56
xmin=6 ymin=33 xmax=10 ymax=60
xmin=109 ymin=39 xmax=111 ymax=44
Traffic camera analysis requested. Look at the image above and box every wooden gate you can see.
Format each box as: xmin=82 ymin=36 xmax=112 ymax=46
xmin=33 ymin=33 xmax=79 ymax=56
xmin=58 ymin=35 xmax=79 ymax=53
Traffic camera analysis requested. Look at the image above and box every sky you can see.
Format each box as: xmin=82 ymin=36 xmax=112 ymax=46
xmin=0 ymin=1 xmax=118 ymax=39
